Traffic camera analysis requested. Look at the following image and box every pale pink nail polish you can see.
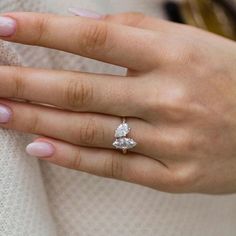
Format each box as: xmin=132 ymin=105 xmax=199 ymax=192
xmin=68 ymin=7 xmax=103 ymax=19
xmin=0 ymin=104 xmax=12 ymax=123
xmin=26 ymin=142 xmax=55 ymax=158
xmin=0 ymin=16 xmax=16 ymax=37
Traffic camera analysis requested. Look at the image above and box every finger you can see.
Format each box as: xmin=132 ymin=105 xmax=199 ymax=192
xmin=0 ymin=99 xmax=152 ymax=155
xmin=0 ymin=66 xmax=146 ymax=117
xmin=0 ymin=99 xmax=190 ymax=164
xmin=1 ymin=12 xmax=161 ymax=70
xmin=70 ymin=9 xmax=182 ymax=32
xmin=26 ymin=136 xmax=171 ymax=191
xmin=69 ymin=8 xmax=184 ymax=33
xmin=102 ymin=12 xmax=182 ymax=32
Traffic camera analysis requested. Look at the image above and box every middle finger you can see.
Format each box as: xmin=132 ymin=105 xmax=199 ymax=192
xmin=0 ymin=66 xmax=146 ymax=118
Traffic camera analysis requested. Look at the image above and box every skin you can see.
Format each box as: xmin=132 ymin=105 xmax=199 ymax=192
xmin=0 ymin=12 xmax=236 ymax=194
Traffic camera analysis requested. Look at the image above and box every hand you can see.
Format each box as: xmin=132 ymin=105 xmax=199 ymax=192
xmin=0 ymin=12 xmax=236 ymax=194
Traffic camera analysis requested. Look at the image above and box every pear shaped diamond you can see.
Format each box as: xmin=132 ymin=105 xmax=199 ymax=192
xmin=115 ymin=123 xmax=130 ymax=138
xmin=113 ymin=138 xmax=137 ymax=150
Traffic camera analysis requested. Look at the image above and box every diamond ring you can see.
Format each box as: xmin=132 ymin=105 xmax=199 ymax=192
xmin=112 ymin=117 xmax=137 ymax=154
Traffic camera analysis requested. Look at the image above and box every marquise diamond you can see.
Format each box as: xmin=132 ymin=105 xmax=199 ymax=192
xmin=113 ymin=138 xmax=137 ymax=150
xmin=115 ymin=123 xmax=130 ymax=138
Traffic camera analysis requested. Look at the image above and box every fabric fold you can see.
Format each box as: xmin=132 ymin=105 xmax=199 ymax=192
xmin=0 ymin=41 xmax=57 ymax=236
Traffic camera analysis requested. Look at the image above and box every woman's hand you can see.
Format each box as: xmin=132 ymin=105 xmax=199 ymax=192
xmin=0 ymin=11 xmax=236 ymax=194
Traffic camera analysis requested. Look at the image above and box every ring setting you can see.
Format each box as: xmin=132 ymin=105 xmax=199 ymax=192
xmin=113 ymin=118 xmax=137 ymax=154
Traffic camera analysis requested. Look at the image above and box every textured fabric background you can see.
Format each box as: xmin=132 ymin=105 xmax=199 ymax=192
xmin=0 ymin=1 xmax=236 ymax=236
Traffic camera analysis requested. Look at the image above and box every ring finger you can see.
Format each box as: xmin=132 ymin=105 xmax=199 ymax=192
xmin=0 ymin=99 xmax=153 ymax=155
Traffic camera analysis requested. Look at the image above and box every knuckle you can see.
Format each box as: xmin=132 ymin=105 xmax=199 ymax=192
xmin=165 ymin=44 xmax=184 ymax=62
xmin=174 ymin=134 xmax=191 ymax=152
xmin=125 ymin=12 xmax=148 ymax=27
xmin=103 ymin=153 xmax=124 ymax=179
xmin=174 ymin=43 xmax=201 ymax=65
xmin=64 ymin=78 xmax=94 ymax=109
xmin=70 ymin=149 xmax=82 ymax=170
xmin=11 ymin=67 xmax=25 ymax=98
xmin=148 ymin=85 xmax=188 ymax=122
xmin=103 ymin=12 xmax=146 ymax=27
xmin=126 ymin=12 xmax=146 ymax=19
xmin=168 ymin=131 xmax=194 ymax=154
xmin=167 ymin=166 xmax=199 ymax=192
xmin=161 ymin=39 xmax=201 ymax=66
xmin=78 ymin=117 xmax=102 ymax=146
xmin=155 ymin=127 xmax=196 ymax=158
xmin=80 ymin=22 xmax=109 ymax=54
xmin=28 ymin=112 xmax=40 ymax=134
xmin=34 ymin=15 xmax=51 ymax=44
xmin=181 ymin=44 xmax=202 ymax=65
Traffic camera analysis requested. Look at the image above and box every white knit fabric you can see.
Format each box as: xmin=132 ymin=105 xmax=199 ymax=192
xmin=0 ymin=1 xmax=236 ymax=236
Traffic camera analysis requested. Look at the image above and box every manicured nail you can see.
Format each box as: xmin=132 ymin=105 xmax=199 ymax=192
xmin=0 ymin=104 xmax=12 ymax=123
xmin=26 ymin=142 xmax=55 ymax=158
xmin=68 ymin=7 xmax=103 ymax=19
xmin=0 ymin=16 xmax=16 ymax=37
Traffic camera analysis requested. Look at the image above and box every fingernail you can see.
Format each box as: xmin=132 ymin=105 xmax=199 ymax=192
xmin=0 ymin=104 xmax=12 ymax=123
xmin=26 ymin=142 xmax=55 ymax=158
xmin=68 ymin=7 xmax=103 ymax=19
xmin=0 ymin=16 xmax=16 ymax=37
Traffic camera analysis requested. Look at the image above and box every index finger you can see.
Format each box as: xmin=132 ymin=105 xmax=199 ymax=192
xmin=0 ymin=12 xmax=160 ymax=71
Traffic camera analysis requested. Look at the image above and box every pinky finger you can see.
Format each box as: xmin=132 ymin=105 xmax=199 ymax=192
xmin=26 ymin=137 xmax=170 ymax=190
